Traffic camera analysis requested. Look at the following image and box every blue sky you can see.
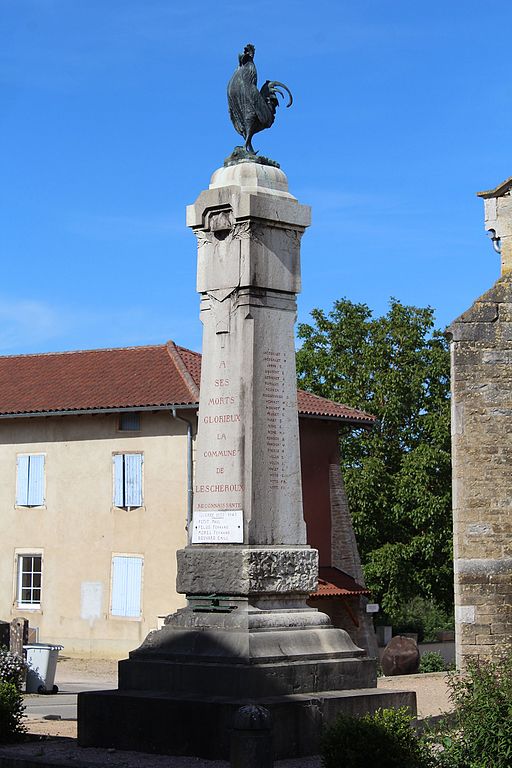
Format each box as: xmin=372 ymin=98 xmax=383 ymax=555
xmin=1 ymin=0 xmax=510 ymax=355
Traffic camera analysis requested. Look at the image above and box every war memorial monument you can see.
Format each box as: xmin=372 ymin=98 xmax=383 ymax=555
xmin=78 ymin=44 xmax=414 ymax=761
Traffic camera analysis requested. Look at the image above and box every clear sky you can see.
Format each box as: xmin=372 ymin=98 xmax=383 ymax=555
xmin=1 ymin=0 xmax=510 ymax=356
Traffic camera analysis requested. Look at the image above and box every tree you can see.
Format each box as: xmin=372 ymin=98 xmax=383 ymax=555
xmin=296 ymin=298 xmax=452 ymax=616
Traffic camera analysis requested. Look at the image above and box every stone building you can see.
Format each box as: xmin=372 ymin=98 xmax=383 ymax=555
xmin=448 ymin=176 xmax=512 ymax=668
xmin=0 ymin=339 xmax=376 ymax=657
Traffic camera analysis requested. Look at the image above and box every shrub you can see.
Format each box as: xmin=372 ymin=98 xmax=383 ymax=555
xmin=321 ymin=706 xmax=433 ymax=768
xmin=0 ymin=648 xmax=25 ymax=690
xmin=0 ymin=681 xmax=25 ymax=743
xmin=422 ymin=603 xmax=454 ymax=644
xmin=419 ymin=651 xmax=447 ymax=674
xmin=384 ymin=597 xmax=454 ymax=644
xmin=431 ymin=652 xmax=512 ymax=767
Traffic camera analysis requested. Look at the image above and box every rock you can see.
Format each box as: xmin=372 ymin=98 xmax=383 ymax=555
xmin=381 ymin=635 xmax=420 ymax=676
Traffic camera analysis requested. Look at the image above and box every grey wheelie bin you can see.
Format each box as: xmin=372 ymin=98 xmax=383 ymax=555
xmin=23 ymin=643 xmax=63 ymax=693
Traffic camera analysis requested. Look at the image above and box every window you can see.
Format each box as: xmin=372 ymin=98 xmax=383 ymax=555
xmin=16 ymin=554 xmax=42 ymax=608
xmin=110 ymin=555 xmax=143 ymax=618
xmin=16 ymin=454 xmax=45 ymax=507
xmin=113 ymin=453 xmax=143 ymax=509
xmin=118 ymin=412 xmax=140 ymax=431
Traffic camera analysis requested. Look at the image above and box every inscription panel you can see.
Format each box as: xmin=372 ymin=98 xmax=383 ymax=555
xmin=250 ymin=301 xmax=305 ymax=544
xmin=191 ymin=509 xmax=243 ymax=544
xmin=193 ymin=309 xmax=245 ymax=532
xmin=263 ymin=349 xmax=288 ymax=491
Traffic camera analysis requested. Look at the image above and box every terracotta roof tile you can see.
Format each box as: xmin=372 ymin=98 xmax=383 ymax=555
xmin=174 ymin=344 xmax=201 ymax=389
xmin=165 ymin=341 xmax=200 ymax=401
xmin=295 ymin=389 xmax=375 ymax=424
xmin=310 ymin=567 xmax=370 ymax=598
xmin=0 ymin=344 xmax=197 ymax=415
xmin=0 ymin=341 xmax=375 ymax=426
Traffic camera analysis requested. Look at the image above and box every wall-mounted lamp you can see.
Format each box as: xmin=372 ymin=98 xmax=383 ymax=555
xmin=487 ymin=228 xmax=502 ymax=254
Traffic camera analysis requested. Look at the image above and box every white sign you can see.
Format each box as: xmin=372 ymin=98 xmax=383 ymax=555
xmin=191 ymin=509 xmax=244 ymax=544
xmin=366 ymin=603 xmax=380 ymax=614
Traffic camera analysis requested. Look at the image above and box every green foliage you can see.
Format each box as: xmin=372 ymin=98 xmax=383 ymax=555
xmin=321 ymin=706 xmax=433 ymax=768
xmin=0 ymin=681 xmax=25 ymax=743
xmin=0 ymin=648 xmax=26 ymax=691
xmin=385 ymin=597 xmax=454 ymax=643
xmin=296 ymin=298 xmax=452 ymax=614
xmin=419 ymin=652 xmax=448 ymax=674
xmin=431 ymin=653 xmax=512 ymax=768
xmin=323 ymin=654 xmax=512 ymax=767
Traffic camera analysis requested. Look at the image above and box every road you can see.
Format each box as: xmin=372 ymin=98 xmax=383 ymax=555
xmin=24 ymin=680 xmax=116 ymax=720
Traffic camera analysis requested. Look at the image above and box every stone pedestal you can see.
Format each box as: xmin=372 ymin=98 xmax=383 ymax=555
xmin=78 ymin=163 xmax=415 ymax=759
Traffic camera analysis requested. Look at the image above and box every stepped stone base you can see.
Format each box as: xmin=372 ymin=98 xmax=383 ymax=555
xmin=78 ymin=687 xmax=416 ymax=760
xmin=78 ymin=601 xmax=415 ymax=760
xmin=116 ymin=654 xmax=376 ymax=698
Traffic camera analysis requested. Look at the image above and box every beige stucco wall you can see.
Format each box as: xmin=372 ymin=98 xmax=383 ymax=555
xmin=0 ymin=410 xmax=194 ymax=658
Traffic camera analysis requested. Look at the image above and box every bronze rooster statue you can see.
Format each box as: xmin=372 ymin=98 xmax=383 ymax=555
xmin=227 ymin=43 xmax=293 ymax=159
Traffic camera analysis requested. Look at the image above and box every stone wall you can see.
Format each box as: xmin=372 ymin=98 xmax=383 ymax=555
xmin=448 ymin=272 xmax=512 ymax=668
xmin=329 ymin=463 xmax=378 ymax=656
xmin=330 ymin=464 xmax=365 ymax=583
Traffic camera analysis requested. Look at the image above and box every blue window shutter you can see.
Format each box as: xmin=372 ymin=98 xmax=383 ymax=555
xmin=124 ymin=557 xmax=143 ymax=617
xmin=125 ymin=454 xmax=143 ymax=507
xmin=111 ymin=556 xmax=143 ymax=617
xmin=113 ymin=455 xmax=124 ymax=507
xmin=111 ymin=557 xmax=126 ymax=616
xmin=16 ymin=456 xmax=29 ymax=506
xmin=27 ymin=455 xmax=45 ymax=506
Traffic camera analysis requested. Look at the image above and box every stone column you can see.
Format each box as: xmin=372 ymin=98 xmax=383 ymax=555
xmin=177 ymin=162 xmax=317 ymax=605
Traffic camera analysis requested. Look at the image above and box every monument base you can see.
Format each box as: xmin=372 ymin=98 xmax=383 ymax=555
xmin=78 ymin=687 xmax=416 ymax=760
xmin=78 ymin=600 xmax=416 ymax=759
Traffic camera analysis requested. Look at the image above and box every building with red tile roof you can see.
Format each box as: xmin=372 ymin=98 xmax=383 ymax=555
xmin=0 ymin=340 xmax=376 ymax=658
xmin=0 ymin=340 xmax=375 ymax=425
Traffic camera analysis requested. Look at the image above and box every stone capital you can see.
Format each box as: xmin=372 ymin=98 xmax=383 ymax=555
xmin=176 ymin=546 xmax=319 ymax=596
xmin=186 ymin=163 xmax=311 ymax=233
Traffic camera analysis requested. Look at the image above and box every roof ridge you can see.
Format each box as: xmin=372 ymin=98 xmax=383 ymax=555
xmin=165 ymin=341 xmax=200 ymax=401
xmin=0 ymin=343 xmax=167 ymax=361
